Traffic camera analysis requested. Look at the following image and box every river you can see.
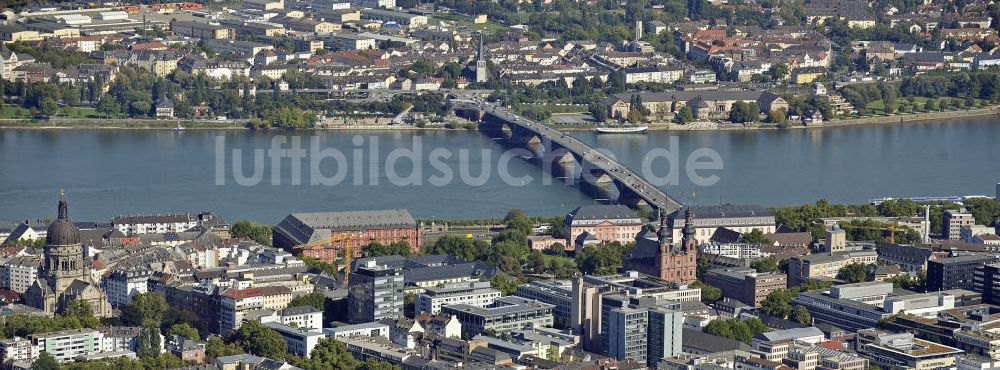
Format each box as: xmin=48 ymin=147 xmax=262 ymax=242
xmin=1 ymin=117 xmax=998 ymax=224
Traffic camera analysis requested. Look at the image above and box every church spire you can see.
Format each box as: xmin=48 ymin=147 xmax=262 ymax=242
xmin=58 ymin=188 xmax=68 ymax=220
xmin=657 ymin=210 xmax=670 ymax=244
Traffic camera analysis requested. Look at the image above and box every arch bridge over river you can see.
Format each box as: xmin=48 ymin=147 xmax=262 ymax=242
xmin=451 ymin=96 xmax=682 ymax=213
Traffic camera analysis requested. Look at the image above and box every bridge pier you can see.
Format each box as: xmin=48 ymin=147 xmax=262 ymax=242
xmin=618 ymin=186 xmax=651 ymax=209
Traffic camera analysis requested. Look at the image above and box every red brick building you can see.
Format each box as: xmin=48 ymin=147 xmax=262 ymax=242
xmin=272 ymin=209 xmax=421 ymax=264
xmin=623 ymin=209 xmax=698 ymax=285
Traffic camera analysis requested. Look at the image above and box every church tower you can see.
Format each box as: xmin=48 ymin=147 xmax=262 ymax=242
xmin=475 ymin=32 xmax=488 ymax=83
xmin=43 ymin=191 xmax=85 ymax=293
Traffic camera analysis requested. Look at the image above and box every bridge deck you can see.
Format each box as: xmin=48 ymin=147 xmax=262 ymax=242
xmin=453 ymin=99 xmax=682 ymax=212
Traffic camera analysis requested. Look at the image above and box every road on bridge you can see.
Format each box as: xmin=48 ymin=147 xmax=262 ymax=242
xmin=452 ymin=97 xmax=682 ymax=213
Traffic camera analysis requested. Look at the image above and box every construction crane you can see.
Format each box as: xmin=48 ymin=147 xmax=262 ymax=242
xmin=292 ymin=232 xmax=361 ymax=284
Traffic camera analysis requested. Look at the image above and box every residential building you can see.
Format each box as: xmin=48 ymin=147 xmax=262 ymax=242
xmin=927 ymin=255 xmax=995 ymax=292
xmin=324 ymin=32 xmax=377 ymax=50
xmin=258 ymin=306 xmax=324 ymax=330
xmin=104 ymin=269 xmax=152 ymax=308
xmin=361 ymin=9 xmax=427 ymax=27
xmin=414 ymin=281 xmax=500 ymax=315
xmin=111 ymin=213 xmax=198 ymax=235
xmin=348 ymin=259 xmax=405 ymax=323
xmin=273 ymin=209 xmax=420 ymax=264
xmin=703 ymin=268 xmax=787 ymax=306
xmin=170 ymin=21 xmax=234 ymax=40
xmin=857 ymin=328 xmax=962 ymax=369
xmin=166 ymin=334 xmax=205 ymax=363
xmin=264 ymin=322 xmax=324 ymax=357
xmin=946 ymin=209 xmax=977 ymax=240
xmin=1 ymin=255 xmax=40 ymax=294
xmin=564 ymin=205 xmax=643 ymax=248
xmin=0 ymin=328 xmax=141 ymax=363
xmin=442 ymin=296 xmax=554 ymax=338
xmin=324 ymin=321 xmax=391 ymax=339
xmin=218 ymin=286 xmax=294 ymax=334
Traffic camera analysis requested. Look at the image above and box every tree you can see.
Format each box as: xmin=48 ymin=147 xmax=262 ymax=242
xmin=577 ymin=242 xmax=632 ymax=275
xmin=837 ymin=262 xmax=868 ymax=283
xmin=490 ymin=275 xmax=519 ymax=296
xmin=205 ymin=336 xmax=244 ymax=360
xmin=588 ymin=102 xmax=608 ymax=122
xmin=122 ymin=292 xmax=168 ymax=327
xmin=703 ymin=318 xmax=769 ymax=344
xmin=761 ymin=288 xmax=801 ymax=319
xmin=39 ymin=98 xmax=57 ymax=117
xmin=790 ymin=305 xmax=812 ymax=324
xmin=675 ymin=106 xmax=695 ymax=124
xmin=692 ymin=280 xmax=722 ymax=303
xmin=288 ymin=292 xmax=326 ymax=311
xmin=97 ymin=95 xmax=122 ymax=117
xmin=32 ymin=351 xmax=59 ymax=370
xmin=750 ymin=256 xmax=779 ymax=273
xmin=766 ymin=109 xmax=786 ymax=125
xmin=528 ymin=250 xmax=546 ymax=274
xmin=293 ymin=338 xmax=358 ymax=370
xmin=728 ymin=101 xmax=758 ymax=123
xmin=768 ymin=63 xmax=789 ymax=81
xmin=743 ymin=229 xmax=772 ymax=245
xmin=168 ymin=323 xmax=200 ymax=341
xmin=136 ymin=327 xmax=162 ymax=358
xmin=235 ymin=321 xmax=287 ymax=360
xmin=230 ymin=221 xmax=272 ymax=246
xmin=61 ymin=300 xmax=100 ymax=328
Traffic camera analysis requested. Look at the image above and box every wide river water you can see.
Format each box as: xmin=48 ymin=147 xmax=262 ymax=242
xmin=2 ymin=117 xmax=998 ymax=224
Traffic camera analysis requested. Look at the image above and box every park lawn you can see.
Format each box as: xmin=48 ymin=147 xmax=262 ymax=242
xmin=0 ymin=106 xmax=32 ymax=119
xmin=58 ymin=107 xmax=100 ymax=119
xmin=542 ymin=253 xmax=575 ymax=266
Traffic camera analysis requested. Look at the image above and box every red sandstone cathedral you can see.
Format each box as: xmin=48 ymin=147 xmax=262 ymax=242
xmin=622 ymin=207 xmax=698 ymax=284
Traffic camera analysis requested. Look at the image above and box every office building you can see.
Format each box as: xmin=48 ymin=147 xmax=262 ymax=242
xmin=273 ymin=209 xmax=420 ymax=264
xmin=324 ymin=322 xmax=391 ymax=339
xmin=857 ymin=329 xmax=962 ymax=369
xmin=703 ymin=268 xmax=787 ymax=306
xmin=414 ymin=281 xmax=500 ymax=315
xmin=606 ymin=300 xmax=683 ymax=367
xmin=351 ymin=254 xmax=499 ymax=292
xmin=945 ymin=209 xmax=977 ymax=240
xmin=793 ymin=282 xmax=956 ymax=331
xmin=787 ymin=249 xmax=878 ymax=285
xmin=348 ymin=259 xmax=405 ymax=323
xmin=974 ymin=264 xmax=1000 ymax=305
xmin=927 ymin=255 xmax=994 ymax=292
xmin=442 ymin=296 xmax=554 ymax=338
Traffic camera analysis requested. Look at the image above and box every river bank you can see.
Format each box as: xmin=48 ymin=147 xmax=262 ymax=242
xmin=2 ymin=105 xmax=998 ymax=131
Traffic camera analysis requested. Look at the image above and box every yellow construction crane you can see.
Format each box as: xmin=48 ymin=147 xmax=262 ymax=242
xmin=838 ymin=221 xmax=901 ymax=244
xmin=292 ymin=232 xmax=361 ymax=284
